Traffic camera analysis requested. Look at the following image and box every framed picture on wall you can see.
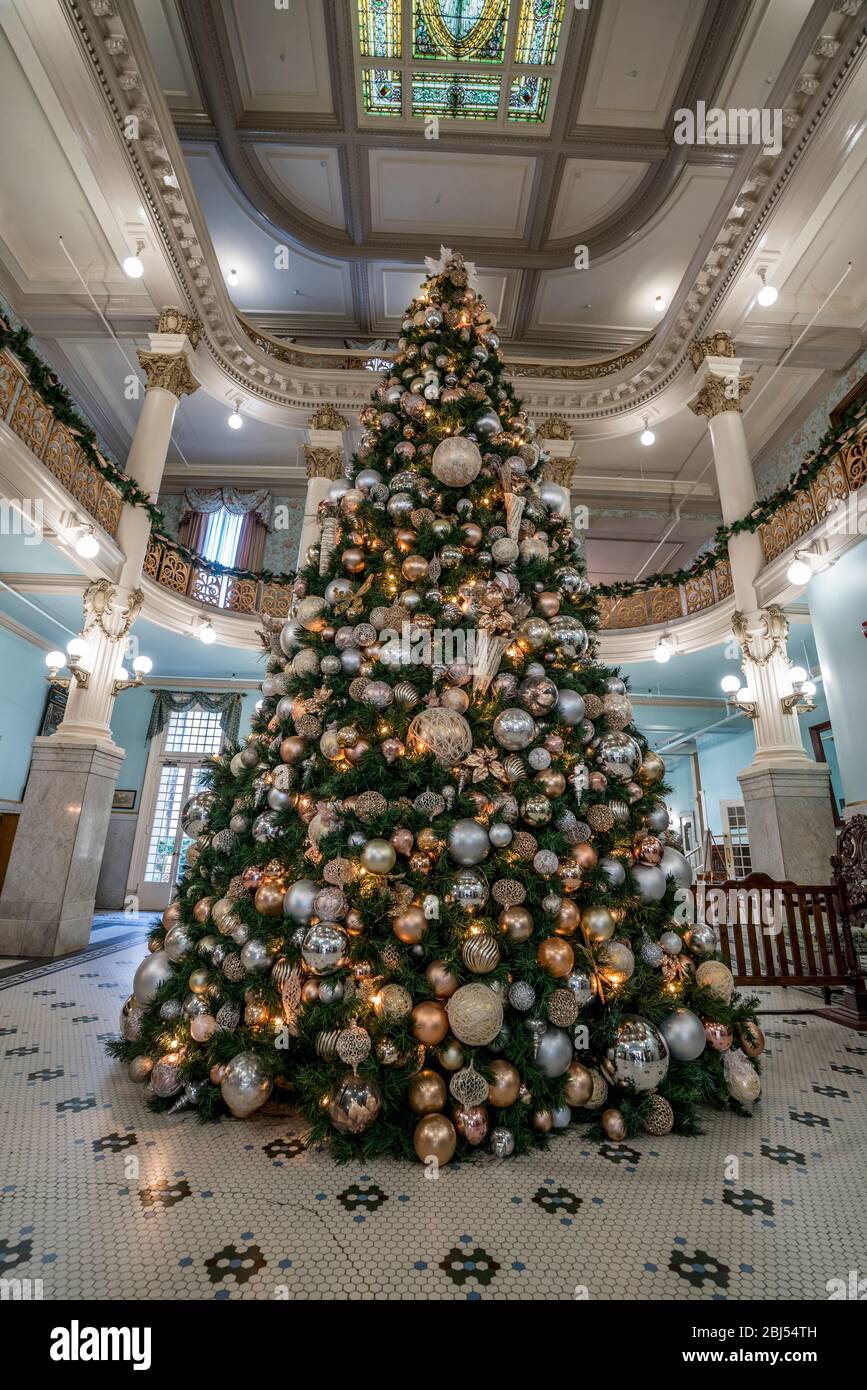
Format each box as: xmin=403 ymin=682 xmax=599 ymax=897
xmin=112 ymin=789 xmax=137 ymax=811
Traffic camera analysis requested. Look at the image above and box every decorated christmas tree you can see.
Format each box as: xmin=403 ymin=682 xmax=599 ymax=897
xmin=112 ymin=248 xmax=763 ymax=1162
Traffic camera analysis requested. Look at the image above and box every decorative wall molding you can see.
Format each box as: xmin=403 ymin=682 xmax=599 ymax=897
xmin=56 ymin=0 xmax=867 ymax=428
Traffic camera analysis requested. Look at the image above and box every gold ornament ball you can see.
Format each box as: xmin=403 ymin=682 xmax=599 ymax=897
xmin=571 ymin=842 xmax=599 ymax=872
xmin=584 ymin=1069 xmax=609 ymax=1111
xmin=581 ymin=905 xmax=616 ymax=944
xmin=555 ymin=901 xmax=579 ymax=937
xmin=342 ymin=546 xmax=366 ymax=573
xmin=193 ymin=897 xmax=214 ymax=924
xmin=413 ymin=1113 xmax=457 ymax=1165
xmin=162 ymin=901 xmax=182 ymax=931
xmin=438 ymin=1036 xmax=465 ymax=1071
xmin=447 ymin=982 xmax=504 ymax=1046
xmin=301 ymin=979 xmax=320 ymax=1004
xmin=254 ymin=883 xmax=284 ymax=917
xmin=535 ymin=768 xmax=566 ymax=797
xmin=462 ymin=932 xmax=500 ymax=974
xmin=488 ymin=1059 xmax=521 ymax=1108
xmin=412 ymin=1000 xmax=449 ymax=1045
xmin=601 ymin=1107 xmax=627 ymax=1141
xmin=531 ymin=1108 xmax=553 ymax=1133
xmin=426 ymin=959 xmax=460 ymax=998
xmin=401 ymin=554 xmax=429 ymax=582
xmin=280 ymin=735 xmax=307 ymax=763
xmin=737 ymin=1021 xmax=765 ymax=1058
xmin=360 ymin=838 xmax=397 ymax=875
xmin=378 ymin=983 xmax=413 ymax=1019
xmin=408 ymin=1069 xmax=447 ymax=1115
xmin=563 ymin=1061 xmax=594 ymax=1107
xmin=393 ymin=906 xmax=428 ymax=944
xmin=498 ymin=905 xmax=534 ymax=942
xmin=704 ymin=1020 xmax=734 ymax=1052
xmin=537 ymin=936 xmax=574 ymax=978
xmin=638 ymin=750 xmax=666 ymax=784
xmin=695 ymin=959 xmax=735 ymax=1003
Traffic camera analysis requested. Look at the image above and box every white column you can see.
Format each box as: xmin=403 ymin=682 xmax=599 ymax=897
xmin=298 ymin=407 xmax=347 ymax=569
xmin=687 ymin=335 xmax=836 ymax=881
xmin=0 ymin=310 xmax=201 ymax=955
xmin=56 ymin=312 xmax=201 ymax=748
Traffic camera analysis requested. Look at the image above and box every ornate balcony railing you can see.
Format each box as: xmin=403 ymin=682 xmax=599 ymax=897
xmin=0 ymin=346 xmax=122 ymax=537
xmin=598 ymin=561 xmax=734 ymax=631
xmin=756 ymin=420 xmax=867 ymax=562
xmin=143 ymin=537 xmax=293 ymax=620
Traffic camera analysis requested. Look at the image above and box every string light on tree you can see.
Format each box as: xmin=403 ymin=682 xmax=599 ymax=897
xmin=111 ymin=245 xmax=761 ymax=1161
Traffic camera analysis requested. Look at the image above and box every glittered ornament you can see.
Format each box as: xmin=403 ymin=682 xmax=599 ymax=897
xmin=641 ymin=1094 xmax=675 ymax=1136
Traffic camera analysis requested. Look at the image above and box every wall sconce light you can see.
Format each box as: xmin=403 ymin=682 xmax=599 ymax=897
xmin=113 ymin=654 xmax=153 ymax=696
xmin=44 ymin=648 xmax=89 ymax=688
xmin=720 ymin=673 xmax=758 ymax=719
xmin=780 ymin=664 xmax=817 ymax=715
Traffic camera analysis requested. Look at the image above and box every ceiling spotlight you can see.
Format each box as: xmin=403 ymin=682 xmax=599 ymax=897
xmin=75 ymin=526 xmax=100 ymax=559
xmin=199 ymin=619 xmax=217 ymax=644
xmin=756 ymin=266 xmax=778 ymax=307
xmin=653 ymin=293 xmax=667 ymax=313
xmin=640 ymin=417 xmax=655 ymax=447
xmin=228 ymin=401 xmax=243 ymax=430
xmin=786 ymin=554 xmax=812 ymax=586
xmin=122 ymin=240 xmax=145 ymax=279
xmin=654 ymin=634 xmax=674 ymax=663
xmin=720 ymin=674 xmax=741 ymax=694
xmin=226 ymin=267 xmax=240 ymax=287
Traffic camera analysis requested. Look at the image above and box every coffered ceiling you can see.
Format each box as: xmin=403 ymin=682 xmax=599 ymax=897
xmin=0 ymin=0 xmax=866 ymax=589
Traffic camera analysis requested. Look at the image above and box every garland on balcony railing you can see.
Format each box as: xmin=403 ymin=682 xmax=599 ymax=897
xmin=0 ymin=317 xmax=172 ymax=534
xmin=149 ymin=530 xmax=296 ymax=587
xmin=3 ymin=315 xmax=863 ymax=601
xmin=597 ymin=400 xmax=866 ymax=599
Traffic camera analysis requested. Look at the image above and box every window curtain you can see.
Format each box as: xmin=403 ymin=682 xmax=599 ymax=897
xmin=180 ymin=489 xmax=273 ymax=529
xmin=178 ymin=509 xmax=209 ymax=553
xmin=146 ymin=691 xmax=243 ymax=745
xmin=201 ymin=508 xmax=244 ymax=566
xmin=234 ymin=511 xmax=267 ymax=571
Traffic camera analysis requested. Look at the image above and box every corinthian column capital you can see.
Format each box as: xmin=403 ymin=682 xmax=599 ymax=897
xmin=303 ymin=445 xmax=344 ymax=481
xmin=136 ymin=349 xmax=200 ymax=399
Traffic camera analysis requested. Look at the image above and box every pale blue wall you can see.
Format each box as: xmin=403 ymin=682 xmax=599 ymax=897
xmin=807 ymin=538 xmax=867 ymax=814
xmin=0 ymin=628 xmax=49 ymax=801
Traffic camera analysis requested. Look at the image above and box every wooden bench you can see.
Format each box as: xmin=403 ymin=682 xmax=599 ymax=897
xmin=691 ymin=854 xmax=867 ymax=1030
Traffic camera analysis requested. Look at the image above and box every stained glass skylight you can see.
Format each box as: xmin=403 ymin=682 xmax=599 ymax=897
xmin=362 ymin=69 xmax=403 ymax=116
xmin=515 ymin=0 xmax=565 ymax=66
xmin=356 ymin=0 xmax=565 ymax=125
xmin=358 ymin=0 xmax=402 ymax=60
xmin=411 ymin=70 xmax=501 ymax=119
xmin=508 ymin=74 xmax=550 ymax=122
xmin=413 ymin=1 xmax=508 ymax=64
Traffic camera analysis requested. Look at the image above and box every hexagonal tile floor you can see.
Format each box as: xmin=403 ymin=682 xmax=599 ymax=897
xmin=1 ymin=926 xmax=865 ymax=1300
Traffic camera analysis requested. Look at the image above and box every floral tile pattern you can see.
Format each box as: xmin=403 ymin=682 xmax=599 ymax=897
xmin=1 ymin=937 xmax=865 ymax=1300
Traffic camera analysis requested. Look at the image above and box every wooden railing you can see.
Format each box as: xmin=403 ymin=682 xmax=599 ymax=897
xmin=0 ymin=346 xmax=123 ymax=538
xmin=143 ymin=536 xmax=293 ymax=619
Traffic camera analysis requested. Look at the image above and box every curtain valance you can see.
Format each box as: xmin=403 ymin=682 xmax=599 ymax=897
xmin=146 ymin=691 xmax=243 ymax=746
xmin=180 ymin=488 xmax=273 ymax=530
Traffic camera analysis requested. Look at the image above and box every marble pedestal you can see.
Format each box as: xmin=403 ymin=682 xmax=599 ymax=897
xmin=0 ymin=738 xmax=124 ymax=957
xmin=738 ymin=761 xmax=837 ymax=884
